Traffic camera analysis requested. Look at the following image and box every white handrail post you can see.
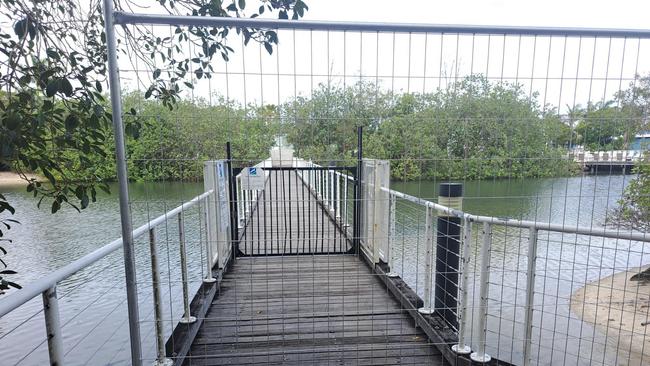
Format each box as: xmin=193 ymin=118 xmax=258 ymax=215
xmin=178 ymin=212 xmax=196 ymax=324
xmin=418 ymin=205 xmax=435 ymax=314
xmin=471 ymin=222 xmax=492 ymax=363
xmin=452 ymin=216 xmax=473 ymax=355
xmin=385 ymin=194 xmax=398 ymax=278
xmin=336 ymin=172 xmax=342 ymax=220
xmin=203 ymin=197 xmax=216 ymax=283
xmin=148 ymin=229 xmax=173 ymax=366
xmin=42 ymin=286 xmax=64 ymax=365
xmin=523 ymin=227 xmax=539 ymax=366
xmin=330 ymin=170 xmax=335 ymax=212
xmin=343 ymin=173 xmax=349 ymax=227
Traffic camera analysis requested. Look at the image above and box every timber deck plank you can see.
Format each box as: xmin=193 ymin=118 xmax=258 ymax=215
xmin=184 ymin=256 xmax=445 ymax=366
xmin=183 ymin=169 xmax=446 ymax=365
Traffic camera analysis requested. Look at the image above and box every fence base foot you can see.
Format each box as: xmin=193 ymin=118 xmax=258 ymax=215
xmin=385 ymin=271 xmax=399 ymax=278
xmin=470 ymin=352 xmax=491 ymax=363
xmin=179 ymin=315 xmax=197 ymax=324
xmin=451 ymin=344 xmax=471 ymax=355
xmin=153 ymin=358 xmax=174 ymax=366
xmin=417 ymin=307 xmax=434 ymax=315
xmin=203 ymin=277 xmax=217 ymax=284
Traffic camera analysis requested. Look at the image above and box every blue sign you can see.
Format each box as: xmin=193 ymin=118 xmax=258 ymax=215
xmin=249 ymin=167 xmax=257 ymax=176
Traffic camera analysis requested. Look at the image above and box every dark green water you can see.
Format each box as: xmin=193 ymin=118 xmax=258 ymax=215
xmin=0 ymin=174 xmax=643 ymax=365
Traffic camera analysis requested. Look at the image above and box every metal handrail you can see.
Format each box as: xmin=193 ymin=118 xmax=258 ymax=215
xmin=113 ymin=12 xmax=650 ymax=39
xmin=0 ymin=189 xmax=213 ymax=317
xmin=381 ymin=183 xmax=650 ymax=364
xmin=380 ymin=186 xmax=650 ymax=242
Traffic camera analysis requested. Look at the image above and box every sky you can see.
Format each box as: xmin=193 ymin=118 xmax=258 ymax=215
xmin=301 ymin=0 xmax=650 ymax=30
xmin=118 ymin=0 xmax=650 ymax=114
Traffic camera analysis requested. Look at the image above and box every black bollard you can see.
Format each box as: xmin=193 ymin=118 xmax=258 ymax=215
xmin=435 ymin=183 xmax=463 ymax=329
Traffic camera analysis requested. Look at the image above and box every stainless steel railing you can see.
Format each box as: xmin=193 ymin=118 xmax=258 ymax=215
xmin=0 ymin=189 xmax=214 ymax=365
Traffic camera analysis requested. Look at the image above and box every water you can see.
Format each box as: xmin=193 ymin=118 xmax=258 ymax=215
xmin=0 ymin=174 xmax=644 ymax=365
xmin=0 ymin=181 xmax=206 ymax=365
xmin=391 ymin=174 xmax=648 ymax=366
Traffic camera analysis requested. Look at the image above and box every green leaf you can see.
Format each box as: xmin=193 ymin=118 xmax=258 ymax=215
xmin=46 ymin=80 xmax=59 ymax=97
xmin=60 ymin=78 xmax=74 ymax=96
xmin=153 ymin=69 xmax=161 ymax=79
xmin=65 ymin=115 xmax=79 ymax=130
xmin=238 ymin=0 xmax=245 ymax=9
xmin=4 ymin=114 xmax=20 ymax=130
xmin=264 ymin=42 xmax=273 ymax=55
xmin=51 ymin=200 xmax=61 ymax=214
xmin=13 ymin=18 xmax=27 ymax=39
xmin=80 ymin=194 xmax=89 ymax=209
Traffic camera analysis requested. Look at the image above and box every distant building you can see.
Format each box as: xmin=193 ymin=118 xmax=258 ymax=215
xmin=630 ymin=131 xmax=650 ymax=151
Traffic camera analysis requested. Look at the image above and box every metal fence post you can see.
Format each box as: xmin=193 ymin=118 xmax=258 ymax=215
xmin=102 ymin=1 xmax=142 ymax=363
xmin=385 ymin=194 xmax=398 ymax=278
xmin=203 ymin=197 xmax=216 ymax=284
xmin=523 ymin=227 xmax=539 ymax=366
xmin=148 ymin=229 xmax=173 ymax=366
xmin=178 ymin=213 xmax=196 ymax=324
xmin=452 ymin=216 xmax=473 ymax=355
xmin=470 ymin=222 xmax=492 ymax=363
xmin=343 ymin=175 xmax=349 ymax=228
xmin=336 ymin=172 xmax=341 ymax=220
xmin=418 ymin=205 xmax=435 ymax=315
xmin=42 ymin=286 xmax=63 ymax=366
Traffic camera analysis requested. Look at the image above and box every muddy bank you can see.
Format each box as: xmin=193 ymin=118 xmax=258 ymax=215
xmin=0 ymin=172 xmax=41 ymax=188
xmin=571 ymin=265 xmax=650 ymax=366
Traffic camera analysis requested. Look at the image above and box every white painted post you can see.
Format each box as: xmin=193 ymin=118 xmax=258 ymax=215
xmin=372 ymin=160 xmax=390 ymax=264
xmin=336 ymin=172 xmax=341 ymax=220
xmin=452 ymin=217 xmax=473 ymax=355
xmin=148 ymin=229 xmax=173 ymax=366
xmin=42 ymin=286 xmax=63 ymax=366
xmin=523 ymin=227 xmax=539 ymax=366
xmin=203 ymin=161 xmax=231 ymax=269
xmin=330 ymin=170 xmax=335 ymax=212
xmin=385 ymin=194 xmax=399 ymax=278
xmin=202 ymin=197 xmax=216 ymax=284
xmin=418 ymin=206 xmax=435 ymax=315
xmin=470 ymin=222 xmax=492 ymax=363
xmin=343 ymin=173 xmax=349 ymax=227
xmin=178 ymin=212 xmax=196 ymax=324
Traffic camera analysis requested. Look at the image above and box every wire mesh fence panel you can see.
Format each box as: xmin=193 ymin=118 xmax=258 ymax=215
xmin=4 ymin=7 xmax=650 ymax=366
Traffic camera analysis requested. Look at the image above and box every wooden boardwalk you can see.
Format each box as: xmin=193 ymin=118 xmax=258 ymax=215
xmin=184 ymin=168 xmax=446 ymax=365
xmin=238 ymin=170 xmax=352 ymax=256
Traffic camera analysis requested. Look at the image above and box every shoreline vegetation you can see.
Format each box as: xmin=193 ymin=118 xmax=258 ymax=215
xmin=571 ymin=265 xmax=650 ymax=366
xmin=20 ymin=75 xmax=587 ymax=186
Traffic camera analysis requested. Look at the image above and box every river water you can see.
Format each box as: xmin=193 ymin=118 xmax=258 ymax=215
xmin=0 ymin=174 xmax=645 ymax=365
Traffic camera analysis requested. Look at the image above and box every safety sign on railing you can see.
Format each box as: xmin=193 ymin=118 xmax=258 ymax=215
xmin=240 ymin=167 xmax=266 ymax=190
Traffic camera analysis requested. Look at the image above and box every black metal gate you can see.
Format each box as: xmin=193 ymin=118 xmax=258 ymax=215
xmin=229 ymin=165 xmax=358 ymax=256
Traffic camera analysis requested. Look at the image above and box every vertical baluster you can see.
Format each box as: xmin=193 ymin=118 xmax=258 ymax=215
xmin=418 ymin=206 xmax=435 ymax=314
xmin=385 ymin=194 xmax=398 ymax=278
xmin=149 ymin=229 xmax=173 ymax=366
xmin=178 ymin=212 xmax=196 ymax=324
xmin=343 ymin=175 xmax=350 ymax=228
xmin=203 ymin=197 xmax=216 ymax=284
xmin=470 ymin=222 xmax=492 ymax=363
xmin=43 ymin=286 xmax=63 ymax=365
xmin=523 ymin=227 xmax=539 ymax=366
xmin=452 ymin=217 xmax=473 ymax=355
